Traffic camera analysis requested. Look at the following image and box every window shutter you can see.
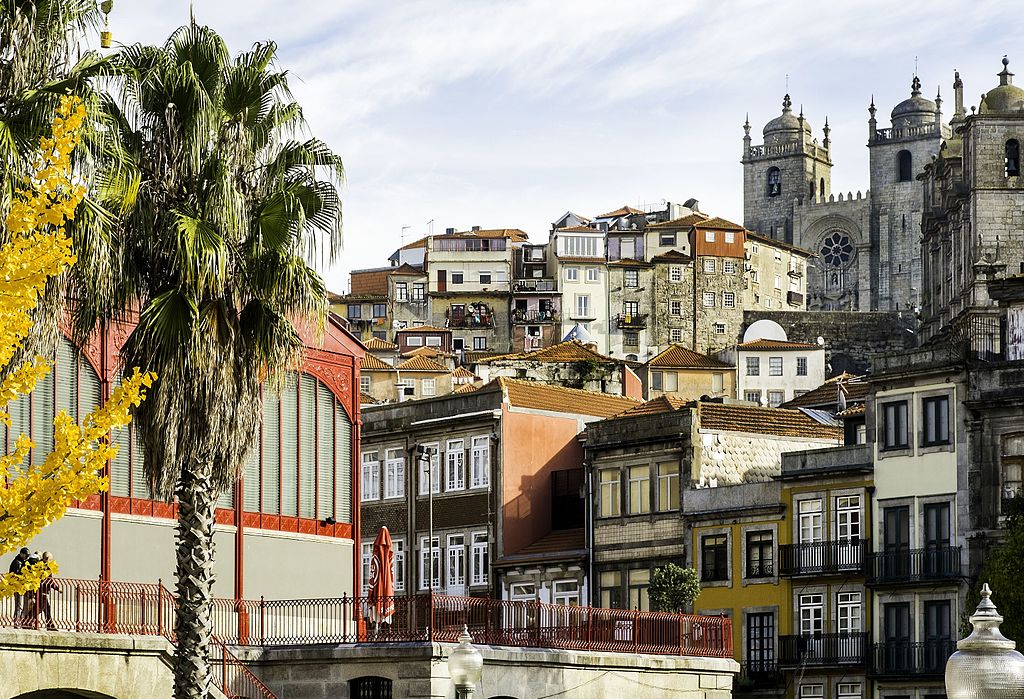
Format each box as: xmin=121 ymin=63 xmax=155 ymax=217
xmin=334 ymin=403 xmax=352 ymax=523
xmin=216 ymin=480 xmax=234 ymax=510
xmin=110 ymin=375 xmax=131 ymax=497
xmin=280 ymin=375 xmax=298 ymax=517
xmin=130 ymin=425 xmax=149 ymax=499
xmin=243 ymin=437 xmax=261 ymax=513
xmin=298 ymin=375 xmax=317 ymax=519
xmin=316 ymin=382 xmax=335 ymax=520
xmin=261 ymin=386 xmax=281 ymax=514
xmin=31 ymin=367 xmax=55 ymax=465
xmin=56 ymin=339 xmax=78 ymax=421
xmin=80 ymin=355 xmax=101 ymax=414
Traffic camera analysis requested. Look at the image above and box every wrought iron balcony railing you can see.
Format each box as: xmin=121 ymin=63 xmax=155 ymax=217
xmin=869 ymin=640 xmax=955 ymax=678
xmin=779 ymin=632 xmax=867 ymax=667
xmin=866 ymin=546 xmax=962 ymax=586
xmin=734 ymin=661 xmax=784 ymax=693
xmin=511 ymin=309 xmax=559 ymax=324
xmin=778 ymin=540 xmax=867 ymax=577
xmin=615 ymin=313 xmax=648 ymax=329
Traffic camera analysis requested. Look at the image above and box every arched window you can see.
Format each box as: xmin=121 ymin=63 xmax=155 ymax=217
xmin=1006 ymin=139 xmax=1020 ymax=177
xmin=111 ymin=371 xmax=150 ymax=499
xmin=897 ymin=150 xmax=913 ymax=182
xmin=349 ymin=676 xmax=392 ymax=699
xmin=242 ymin=373 xmax=353 ymax=522
xmin=1002 ymin=433 xmax=1024 ymax=504
xmin=766 ymin=167 xmax=781 ymax=197
xmin=2 ymin=336 xmax=101 ymax=467
xmin=819 ymin=178 xmax=826 ymax=198
xmin=808 ymin=180 xmax=815 ymax=199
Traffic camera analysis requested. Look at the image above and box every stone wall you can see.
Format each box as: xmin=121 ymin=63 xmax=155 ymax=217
xmin=742 ymin=309 xmax=916 ymax=376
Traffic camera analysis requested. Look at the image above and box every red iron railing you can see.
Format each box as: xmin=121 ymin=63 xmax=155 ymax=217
xmin=1 ymin=578 xmax=733 ymax=660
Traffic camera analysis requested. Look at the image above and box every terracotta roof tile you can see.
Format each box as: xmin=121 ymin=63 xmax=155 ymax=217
xmin=613 ymin=395 xmax=690 ymax=418
xmin=607 ymin=258 xmax=652 ymax=268
xmin=452 ymin=383 xmax=481 ymax=394
xmin=439 ymin=228 xmax=529 ymax=242
xmin=697 ymin=402 xmax=842 ymax=440
xmin=837 ymin=403 xmax=866 ymax=417
xmin=481 ymin=340 xmax=616 ymax=364
xmin=395 ymin=356 xmax=450 ymax=373
xmin=360 ymin=354 xmax=394 ymax=372
xmin=402 ymin=346 xmax=450 ymax=359
xmin=692 ymin=216 xmax=745 ymax=231
xmin=737 ymin=338 xmax=821 ymax=351
xmin=651 ymin=249 xmax=693 ymax=263
xmin=450 ymin=366 xmax=478 ymax=379
xmin=463 ymin=351 xmax=505 ymax=364
xmin=400 ymin=236 xmax=430 ymax=250
xmin=648 ymin=344 xmax=733 ymax=369
xmin=364 ymin=337 xmax=398 ymax=351
xmin=746 ymin=232 xmax=815 ymax=257
xmin=647 ymin=213 xmax=709 ymax=229
xmin=556 ymin=225 xmax=599 ymax=233
xmin=498 ymin=377 xmax=639 ymax=417
xmin=597 ymin=205 xmax=645 ymax=218
xmin=780 ymin=374 xmax=870 ymax=409
xmin=360 ymin=391 xmax=379 ymax=405
xmin=395 ymin=325 xmax=452 ymax=334
xmin=389 ymin=263 xmax=426 ymax=276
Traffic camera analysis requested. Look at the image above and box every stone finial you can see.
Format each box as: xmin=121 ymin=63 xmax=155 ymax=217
xmin=954 ymin=70 xmax=963 ymax=89
xmin=999 ymin=55 xmax=1014 ymax=86
xmin=869 ymin=95 xmax=877 ymax=119
xmin=911 ymin=75 xmax=922 ymax=96
xmin=782 ymin=94 xmax=792 ymax=113
xmin=743 ymin=113 xmax=751 ymax=137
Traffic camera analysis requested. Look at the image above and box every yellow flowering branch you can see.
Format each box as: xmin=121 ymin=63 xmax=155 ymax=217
xmin=0 ymin=96 xmax=156 ymax=598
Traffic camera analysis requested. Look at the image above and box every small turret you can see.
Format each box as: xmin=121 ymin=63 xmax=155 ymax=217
xmin=743 ymin=113 xmax=751 ymax=158
xmin=868 ymin=95 xmax=877 ymax=141
xmin=823 ymin=116 xmax=831 ymax=150
xmin=953 ymin=70 xmax=965 ymax=120
xmin=935 ymin=86 xmax=943 ymax=122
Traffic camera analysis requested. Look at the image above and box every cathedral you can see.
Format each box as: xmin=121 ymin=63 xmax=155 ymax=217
xmin=742 ymin=77 xmax=950 ymax=311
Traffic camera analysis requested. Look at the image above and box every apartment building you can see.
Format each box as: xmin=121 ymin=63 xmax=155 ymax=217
xmin=744 ymin=233 xmax=813 ymax=312
xmin=719 ymin=338 xmax=826 ymax=407
xmin=511 ymin=242 xmax=561 ymax=352
xmin=553 ymin=225 xmax=610 ymax=354
xmin=641 ymin=344 xmax=735 ymax=400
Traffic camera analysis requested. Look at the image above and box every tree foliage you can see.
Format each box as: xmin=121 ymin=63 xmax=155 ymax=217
xmin=0 ymin=96 xmax=154 ymax=598
xmin=648 ymin=563 xmax=701 ymax=613
xmin=966 ymin=502 xmax=1024 ymax=641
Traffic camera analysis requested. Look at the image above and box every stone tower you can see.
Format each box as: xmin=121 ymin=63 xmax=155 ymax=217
xmin=742 ymin=94 xmax=833 ymax=243
xmin=867 ymin=76 xmax=947 ymax=311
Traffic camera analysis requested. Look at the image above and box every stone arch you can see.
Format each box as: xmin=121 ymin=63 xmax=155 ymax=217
xmin=799 ymin=214 xmax=864 ymax=310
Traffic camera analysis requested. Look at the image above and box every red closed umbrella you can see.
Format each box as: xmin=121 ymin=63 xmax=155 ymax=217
xmin=367 ymin=526 xmax=396 ymax=624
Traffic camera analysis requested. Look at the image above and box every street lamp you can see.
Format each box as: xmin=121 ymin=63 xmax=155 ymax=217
xmin=447 ymin=625 xmax=483 ymax=699
xmin=946 ymin=583 xmax=1024 ymax=698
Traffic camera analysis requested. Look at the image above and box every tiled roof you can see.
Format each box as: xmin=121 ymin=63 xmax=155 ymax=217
xmin=697 ymin=402 xmax=843 ymax=440
xmin=692 ymin=216 xmax=745 ymax=231
xmin=737 ymin=338 xmax=821 ymax=351
xmin=402 ymin=346 xmax=450 ymax=359
xmin=607 ymin=258 xmax=652 ymax=267
xmin=556 ymin=256 xmax=606 ymax=263
xmin=395 ymin=325 xmax=451 ymax=334
xmin=780 ymin=373 xmax=870 ymax=409
xmin=647 ymin=344 xmax=733 ymax=369
xmin=482 ymin=340 xmax=616 ymax=364
xmin=515 ymin=528 xmax=586 ymax=556
xmin=613 ymin=395 xmax=690 ymax=418
xmin=390 ymin=263 xmax=425 ymax=276
xmin=837 ymin=403 xmax=867 ymax=417
xmin=463 ymin=351 xmax=505 ymax=364
xmin=556 ymin=225 xmax=599 ymax=233
xmin=450 ymin=366 xmax=478 ymax=379
xmin=651 ymin=249 xmax=693 ymax=263
xmin=498 ymin=377 xmax=639 ymax=417
xmin=452 ymin=383 xmax=481 ymax=394
xmin=647 ymin=213 xmax=709 ymax=229
xmin=440 ymin=228 xmax=529 ymax=242
xmin=363 ymin=337 xmax=398 ymax=351
xmin=395 ymin=356 xmax=450 ymax=373
xmin=399 ymin=236 xmax=429 ymax=250
xmin=746 ymin=232 xmax=815 ymax=258
xmin=597 ymin=205 xmax=644 ymax=218
xmin=360 ymin=354 xmax=394 ymax=372
xmin=360 ymin=391 xmax=378 ymax=405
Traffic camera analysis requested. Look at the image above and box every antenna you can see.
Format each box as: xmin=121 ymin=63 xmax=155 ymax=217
xmin=785 ymin=73 xmax=790 ymax=92
xmin=914 ymin=55 xmax=919 ymax=76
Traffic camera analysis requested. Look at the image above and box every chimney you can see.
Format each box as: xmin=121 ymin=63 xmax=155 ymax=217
xmin=445 ymin=227 xmax=456 ymax=235
xmin=472 ymin=226 xmax=481 ymax=232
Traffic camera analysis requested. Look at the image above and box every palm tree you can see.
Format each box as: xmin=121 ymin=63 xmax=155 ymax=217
xmin=74 ymin=23 xmax=343 ymax=699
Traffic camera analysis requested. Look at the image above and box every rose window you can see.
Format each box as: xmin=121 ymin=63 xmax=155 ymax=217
xmin=820 ymin=232 xmax=854 ymax=268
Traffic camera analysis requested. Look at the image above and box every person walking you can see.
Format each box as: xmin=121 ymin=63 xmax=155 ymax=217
xmin=20 ymin=552 xmax=41 ymax=626
xmin=38 ymin=552 xmax=59 ymax=630
xmin=7 ymin=547 xmax=30 ymax=624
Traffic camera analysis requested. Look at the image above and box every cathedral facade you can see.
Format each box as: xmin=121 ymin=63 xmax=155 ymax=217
xmin=743 ymin=79 xmax=950 ymax=311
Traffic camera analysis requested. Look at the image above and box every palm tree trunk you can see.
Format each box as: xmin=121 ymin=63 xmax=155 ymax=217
xmin=173 ymin=457 xmax=217 ymax=699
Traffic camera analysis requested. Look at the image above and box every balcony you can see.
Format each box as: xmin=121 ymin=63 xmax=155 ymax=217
xmin=446 ymin=314 xmax=495 ymax=329
xmin=779 ymin=632 xmax=868 ymax=667
xmin=778 ymin=540 xmax=867 ymax=577
xmin=615 ymin=313 xmax=648 ymax=329
xmin=869 ymin=640 xmax=955 ymax=678
xmin=734 ymin=662 xmax=784 ymax=693
xmin=512 ymin=309 xmax=560 ymax=324
xmin=786 ymin=290 xmax=804 ymax=306
xmin=866 ymin=546 xmax=963 ymax=586
xmin=513 ymin=278 xmax=557 ymax=293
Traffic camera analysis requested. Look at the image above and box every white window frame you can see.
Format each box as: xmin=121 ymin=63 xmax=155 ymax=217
xmin=446 ymin=533 xmax=466 ymax=590
xmin=744 ymin=390 xmax=762 ymax=404
xmin=599 ymin=468 xmax=621 ymax=517
xmin=670 ymin=300 xmax=682 ymax=317
xmin=586 ymin=267 xmax=599 ymax=283
xmin=724 ymin=231 xmax=736 ymax=244
xmin=397 ymin=378 xmax=416 ymax=397
xmin=575 ymin=294 xmax=590 ymax=317
xmin=836 ymin=495 xmax=861 ymax=540
xmin=361 ymin=542 xmax=372 ymax=594
xmin=360 ymin=375 xmax=371 ymax=393
xmin=383 ymin=448 xmax=405 ymax=499
xmin=421 ymin=378 xmax=437 ymax=397
xmin=723 ymin=291 xmax=736 ymax=308
xmin=419 ymin=536 xmax=441 ymax=591
xmin=425 ymin=335 xmax=442 ymax=347
xmin=627 ymin=464 xmax=651 ymax=515
xmin=723 ymin=260 xmax=736 ymax=274
xmin=702 ymin=292 xmax=716 ymax=307
xmin=361 ymin=451 xmax=380 ymax=501
xmin=796 ymin=356 xmax=808 ymax=376
xmin=836 ymin=683 xmax=861 ymax=699
xmin=799 ymin=685 xmax=824 ymax=699
xmin=565 ymin=266 xmax=579 ymax=282
xmin=406 ymin=336 xmax=424 ymax=347
xmin=767 ymin=390 xmax=785 ymax=407
xmin=418 ymin=443 xmax=440 ymax=495
xmin=471 ymin=531 xmax=488 ymax=586
xmin=553 ymin=579 xmax=581 ymax=606
xmin=702 ymin=258 xmax=716 ymax=274
xmin=704 ymin=231 xmax=715 ymax=243
xmin=799 ymin=499 xmax=823 ymax=543
xmin=478 ymin=270 xmax=491 ymax=285
xmin=799 ymin=593 xmax=824 ymax=635
xmin=670 ymin=328 xmax=683 ymax=342
xmin=669 ymin=265 xmax=683 ymax=282
xmin=471 ymin=436 xmax=490 ymax=488
xmin=769 ymin=357 xmax=783 ymax=376
xmin=446 ymin=439 xmax=465 ymax=491
xmin=624 ymin=269 xmax=639 ymax=287
xmin=837 ymin=591 xmax=862 ymax=634
xmin=746 ymin=357 xmax=760 ymax=376
xmin=393 ymin=538 xmax=406 ymax=592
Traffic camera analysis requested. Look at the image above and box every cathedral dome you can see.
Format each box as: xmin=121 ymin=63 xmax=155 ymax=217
xmin=980 ymin=56 xmax=1024 ymax=114
xmin=763 ymin=94 xmax=812 ymax=138
xmin=890 ymin=76 xmax=938 ymax=125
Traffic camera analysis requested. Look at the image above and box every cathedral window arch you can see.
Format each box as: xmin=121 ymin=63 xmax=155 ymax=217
xmin=819 ymin=178 xmax=825 ymax=198
xmin=897 ymin=150 xmax=913 ymax=182
xmin=766 ymin=167 xmax=781 ymax=197
xmin=809 ymin=180 xmax=815 ymax=199
xmin=1005 ymin=139 xmax=1020 ymax=177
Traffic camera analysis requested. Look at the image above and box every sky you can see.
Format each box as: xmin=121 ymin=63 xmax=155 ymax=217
xmin=100 ymin=0 xmax=1020 ymax=293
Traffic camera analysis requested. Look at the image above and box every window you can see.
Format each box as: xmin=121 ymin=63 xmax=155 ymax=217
xmin=723 ymin=292 xmax=735 ymax=308
xmin=418 ymin=443 xmax=440 ymax=495
xmin=361 ymin=451 xmax=380 ymax=501
xmin=897 ymin=149 xmax=913 ymax=182
xmin=651 ymin=370 xmax=662 ymax=391
xmin=349 ymin=676 xmax=392 ymax=698
xmin=446 ymin=534 xmax=465 ymax=590
xmin=882 ymin=400 xmax=910 ymax=449
xmin=473 ymin=336 xmax=486 ymax=351
xmin=586 ymin=267 xmax=599 ymax=282
xmin=750 ymin=269 xmax=759 ymax=283
xmin=1003 ymin=434 xmax=1024 ymax=500
xmin=669 ymin=265 xmax=683 ymax=282
xmin=799 ymin=684 xmax=824 ymax=699
xmin=836 ymin=495 xmax=861 ymax=540
xmin=661 ymin=371 xmax=678 ymax=392
xmin=574 ymin=294 xmax=590 ymax=317
xmin=412 ymin=283 xmax=425 ymax=301
xmin=471 ymin=436 xmax=490 ymax=488
xmin=723 ymin=260 xmax=736 ymax=274
xmin=425 ymin=335 xmax=442 ymax=347
xmin=419 ymin=536 xmax=441 ymax=590
xmin=393 ymin=539 xmax=405 ymax=592
xmin=747 ymin=612 xmax=775 ymax=672
xmin=724 ymin=231 xmax=735 ymax=244
xmin=746 ymin=530 xmax=773 ymax=578
xmin=406 ymin=336 xmax=424 ymax=347
xmin=471 ymin=532 xmax=488 ymax=585
xmin=397 ymin=378 xmax=415 ymax=397
xmin=360 ymin=375 xmax=371 ymax=393
xmin=421 ymin=378 xmax=436 ymax=397
xmin=670 ymin=300 xmax=682 ymax=316
xmin=620 ymin=237 xmax=636 ymax=259
xmin=751 ymin=243 xmax=759 ymax=254
xmin=744 ymin=390 xmax=762 ymax=404
xmin=774 ymin=250 xmax=782 ymax=263
xmin=836 ymin=683 xmax=861 ymax=699
xmin=361 ymin=542 xmax=372 ymax=594
xmin=446 ymin=439 xmax=465 ymax=490
xmin=565 ymin=266 xmax=579 ymax=282
xmin=767 ymin=167 xmax=781 ymax=196
xmin=659 ymin=232 xmax=676 ymax=246
xmin=703 ymin=258 xmax=716 ymax=273
xmin=701 ymin=534 xmax=728 ymax=581
xmin=656 ymin=462 xmax=679 ymax=511
xmin=796 ymin=357 xmax=808 ymax=376
xmin=765 ymin=297 xmax=773 ymax=308
xmin=922 ymin=395 xmax=950 ymax=446
xmin=395 ymin=282 xmax=408 ymax=301
xmin=384 ymin=448 xmax=405 ymax=499
xmin=799 ymin=593 xmax=824 ymax=636
xmin=600 ymin=570 xmax=622 ymax=609
xmin=1007 ymin=139 xmax=1021 ymax=177
xmin=769 ymin=357 xmax=783 ymax=376
xmin=599 ymin=469 xmax=621 ymax=517
xmin=837 ymin=591 xmax=862 ymax=634
xmin=560 ymin=235 xmax=599 ymax=257
xmin=495 ymin=270 xmax=507 ymax=283
xmin=372 ymin=303 xmax=387 ymax=318
xmin=627 ymin=465 xmax=650 ymax=515
xmin=704 ymin=231 xmax=715 ymax=243
xmin=478 ymin=271 xmax=491 ymax=285
xmin=767 ymin=390 xmax=785 ymax=407
xmin=628 ymin=568 xmax=650 ymax=611
xmin=347 ymin=304 xmax=361 ymax=319
xmin=451 ymin=272 xmax=464 ymax=284
xmin=799 ymin=499 xmax=823 ymax=543
xmin=624 ymin=269 xmax=639 ymax=287
xmin=712 ymin=372 xmax=724 ymax=393
xmin=624 ymin=331 xmax=639 ymax=347
xmin=746 ymin=357 xmax=760 ymax=376
xmin=623 ymin=301 xmax=640 ymax=316
xmin=713 ymin=322 xmax=726 ymax=334
xmin=774 ymin=274 xmax=782 ymax=290
xmin=553 ymin=579 xmax=580 ymax=606
xmin=670 ymin=329 xmax=683 ymax=342
xmin=702 ymin=292 xmax=716 ymax=307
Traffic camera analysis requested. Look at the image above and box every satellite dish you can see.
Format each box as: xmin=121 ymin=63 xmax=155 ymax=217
xmin=817 ymin=336 xmax=826 ymax=346
xmin=743 ymin=319 xmax=787 ymax=343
